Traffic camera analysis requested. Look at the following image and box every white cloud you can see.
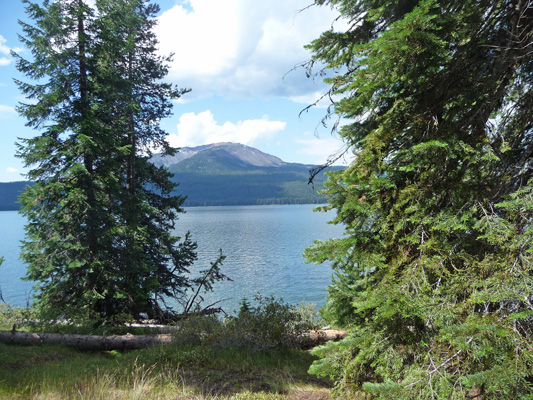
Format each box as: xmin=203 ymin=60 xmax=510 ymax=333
xmin=289 ymin=91 xmax=333 ymax=108
xmin=0 ymin=34 xmax=12 ymax=66
xmin=0 ymin=35 xmax=22 ymax=66
xmin=6 ymin=167 xmax=18 ymax=173
xmin=155 ymin=0 xmax=343 ymax=100
xmin=0 ymin=35 xmax=11 ymax=56
xmin=167 ymin=110 xmax=286 ymax=147
xmin=296 ymin=136 xmax=350 ymax=166
xmin=0 ymin=104 xmax=16 ymax=118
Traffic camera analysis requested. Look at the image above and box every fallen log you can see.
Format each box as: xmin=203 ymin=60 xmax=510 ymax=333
xmin=0 ymin=327 xmax=346 ymax=351
xmin=0 ymin=329 xmax=172 ymax=351
xmin=298 ymin=328 xmax=347 ymax=349
xmin=307 ymin=328 xmax=347 ymax=342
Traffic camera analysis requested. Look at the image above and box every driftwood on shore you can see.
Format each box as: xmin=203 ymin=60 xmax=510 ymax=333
xmin=0 ymin=328 xmax=346 ymax=351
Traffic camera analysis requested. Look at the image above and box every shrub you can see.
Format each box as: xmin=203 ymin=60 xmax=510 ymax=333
xmin=170 ymin=296 xmax=321 ymax=352
xmin=0 ymin=303 xmax=36 ymax=330
xmin=220 ymin=295 xmax=320 ymax=350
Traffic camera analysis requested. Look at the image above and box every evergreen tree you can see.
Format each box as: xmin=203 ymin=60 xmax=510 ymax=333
xmin=14 ymin=0 xmax=199 ymax=324
xmin=305 ymin=1 xmax=533 ymax=398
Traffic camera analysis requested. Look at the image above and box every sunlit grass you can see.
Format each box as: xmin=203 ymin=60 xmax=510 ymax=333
xmin=0 ymin=341 xmax=331 ymax=399
xmin=0 ymin=299 xmax=332 ymax=399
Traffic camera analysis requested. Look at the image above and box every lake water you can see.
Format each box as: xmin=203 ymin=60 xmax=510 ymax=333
xmin=0 ymin=204 xmax=343 ymax=314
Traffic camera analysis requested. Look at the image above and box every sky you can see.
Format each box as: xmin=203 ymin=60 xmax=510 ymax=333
xmin=0 ymin=0 xmax=348 ymax=182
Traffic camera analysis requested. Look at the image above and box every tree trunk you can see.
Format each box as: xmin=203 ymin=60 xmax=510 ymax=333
xmin=0 ymin=330 xmax=171 ymax=351
xmin=0 ymin=327 xmax=345 ymax=351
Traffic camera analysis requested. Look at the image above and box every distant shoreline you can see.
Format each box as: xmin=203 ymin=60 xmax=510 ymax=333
xmin=0 ymin=202 xmax=329 ymax=212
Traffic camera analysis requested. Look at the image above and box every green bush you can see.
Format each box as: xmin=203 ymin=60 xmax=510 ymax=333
xmin=0 ymin=303 xmax=36 ymax=330
xmin=293 ymin=301 xmax=325 ymax=330
xmin=171 ymin=314 xmax=225 ymax=347
xmin=170 ymin=296 xmax=321 ymax=352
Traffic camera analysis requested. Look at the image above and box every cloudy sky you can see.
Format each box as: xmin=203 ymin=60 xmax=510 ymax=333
xmin=0 ymin=0 xmax=347 ymax=182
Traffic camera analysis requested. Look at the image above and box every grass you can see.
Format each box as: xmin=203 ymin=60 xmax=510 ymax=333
xmin=0 ymin=342 xmax=332 ymax=399
xmin=0 ymin=301 xmax=333 ymax=399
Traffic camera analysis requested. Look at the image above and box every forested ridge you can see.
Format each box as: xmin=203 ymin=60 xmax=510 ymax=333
xmin=0 ymin=181 xmax=31 ymax=211
xmin=0 ymin=144 xmax=338 ymax=209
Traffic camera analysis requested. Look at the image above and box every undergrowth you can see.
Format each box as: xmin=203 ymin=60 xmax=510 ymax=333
xmin=0 ymin=297 xmax=332 ymax=399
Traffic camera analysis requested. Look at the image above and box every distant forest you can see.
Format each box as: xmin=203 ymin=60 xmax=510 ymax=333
xmin=0 ymin=172 xmax=330 ymax=210
xmin=174 ymin=170 xmax=330 ymax=207
xmin=0 ymin=182 xmax=31 ymax=211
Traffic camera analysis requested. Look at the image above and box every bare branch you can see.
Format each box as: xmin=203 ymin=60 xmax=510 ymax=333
xmin=405 ymin=337 xmax=474 ymax=389
xmin=308 ymin=144 xmax=348 ymax=185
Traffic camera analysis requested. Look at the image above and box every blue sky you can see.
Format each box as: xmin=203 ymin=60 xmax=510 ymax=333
xmin=0 ymin=0 xmax=348 ymax=182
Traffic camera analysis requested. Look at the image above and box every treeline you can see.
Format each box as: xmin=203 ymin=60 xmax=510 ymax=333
xmin=0 ymin=182 xmax=32 ymax=211
xmin=172 ymin=169 xmax=330 ymax=207
xmin=184 ymin=197 xmax=327 ymax=207
xmin=0 ymin=171 xmax=330 ymax=210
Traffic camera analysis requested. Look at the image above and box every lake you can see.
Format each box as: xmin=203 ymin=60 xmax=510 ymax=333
xmin=0 ymin=204 xmax=343 ymax=314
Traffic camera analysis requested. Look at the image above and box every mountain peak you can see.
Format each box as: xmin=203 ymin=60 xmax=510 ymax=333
xmin=210 ymin=142 xmax=283 ymax=167
xmin=152 ymin=142 xmax=284 ymax=169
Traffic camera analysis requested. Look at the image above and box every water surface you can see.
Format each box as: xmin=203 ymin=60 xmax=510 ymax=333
xmin=0 ymin=205 xmax=342 ymax=313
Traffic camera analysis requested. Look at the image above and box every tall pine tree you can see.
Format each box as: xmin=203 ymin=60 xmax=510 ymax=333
xmin=14 ymin=0 xmax=199 ymax=324
xmin=305 ymin=0 xmax=533 ymax=398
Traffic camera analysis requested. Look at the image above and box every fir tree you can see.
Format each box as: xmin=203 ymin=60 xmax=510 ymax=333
xmin=14 ymin=0 xmax=201 ymax=324
xmin=305 ymin=1 xmax=533 ymax=398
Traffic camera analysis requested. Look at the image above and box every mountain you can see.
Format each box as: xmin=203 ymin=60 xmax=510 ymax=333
xmin=0 ymin=143 xmax=339 ymax=210
xmin=161 ymin=143 xmax=335 ymax=206
xmin=151 ymin=142 xmax=283 ymax=169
